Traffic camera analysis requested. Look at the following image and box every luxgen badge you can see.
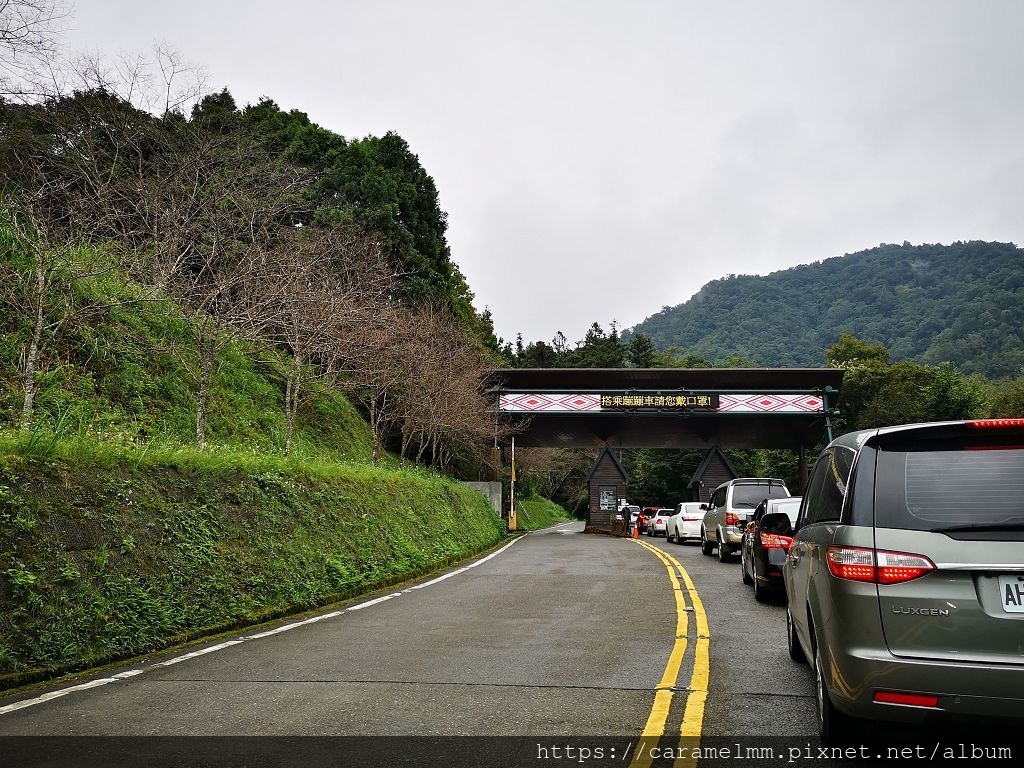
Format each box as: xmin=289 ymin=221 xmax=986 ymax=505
xmin=599 ymin=393 xmax=720 ymax=410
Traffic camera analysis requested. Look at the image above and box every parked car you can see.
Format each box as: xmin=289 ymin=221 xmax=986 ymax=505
xmin=666 ymin=502 xmax=704 ymax=544
xmin=740 ymin=496 xmax=802 ymax=601
xmin=646 ymin=508 xmax=672 ymax=536
xmin=784 ymin=419 xmax=1024 ymax=744
xmin=635 ymin=507 xmax=652 ymax=534
xmin=701 ymin=478 xmax=790 ymax=562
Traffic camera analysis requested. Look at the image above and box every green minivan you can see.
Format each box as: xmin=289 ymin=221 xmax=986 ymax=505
xmin=784 ymin=419 xmax=1024 ymax=743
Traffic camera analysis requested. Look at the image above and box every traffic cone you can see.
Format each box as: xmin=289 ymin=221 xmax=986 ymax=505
xmin=632 ymin=524 xmax=639 ymax=539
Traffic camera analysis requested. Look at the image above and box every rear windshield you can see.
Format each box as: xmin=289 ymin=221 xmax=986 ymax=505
xmin=875 ymin=444 xmax=1024 ymax=530
xmin=732 ymin=484 xmax=789 ymax=508
xmin=771 ymin=499 xmax=802 ymax=523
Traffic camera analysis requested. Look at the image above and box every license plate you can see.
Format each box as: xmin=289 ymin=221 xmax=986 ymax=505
xmin=999 ymin=575 xmax=1024 ymax=613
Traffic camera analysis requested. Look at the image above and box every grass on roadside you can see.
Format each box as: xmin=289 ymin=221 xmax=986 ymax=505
xmin=515 ymin=494 xmax=572 ymax=530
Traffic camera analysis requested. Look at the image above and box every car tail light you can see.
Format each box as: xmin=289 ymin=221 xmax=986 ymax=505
xmin=826 ymin=546 xmax=935 ymax=584
xmin=725 ymin=513 xmax=739 ymax=526
xmin=967 ymin=418 xmax=1024 ymax=428
xmin=759 ymin=532 xmax=794 ymax=550
xmin=874 ymin=691 xmax=939 ymax=708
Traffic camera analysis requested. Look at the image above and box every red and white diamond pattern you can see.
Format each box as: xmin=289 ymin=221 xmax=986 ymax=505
xmin=717 ymin=394 xmax=823 ymax=413
xmin=500 ymin=393 xmax=823 ymax=413
xmin=500 ymin=394 xmax=602 ymax=412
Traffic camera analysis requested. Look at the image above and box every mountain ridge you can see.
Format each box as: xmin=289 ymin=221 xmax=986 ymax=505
xmin=627 ymin=241 xmax=1023 ymax=378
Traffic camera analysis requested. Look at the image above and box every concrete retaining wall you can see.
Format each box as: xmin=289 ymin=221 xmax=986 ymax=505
xmin=462 ymin=481 xmax=503 ymax=514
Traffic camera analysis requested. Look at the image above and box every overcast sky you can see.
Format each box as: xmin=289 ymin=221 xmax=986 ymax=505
xmin=62 ymin=1 xmax=1024 ymax=347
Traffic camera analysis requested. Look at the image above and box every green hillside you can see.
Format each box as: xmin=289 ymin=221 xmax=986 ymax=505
xmin=0 ymin=242 xmax=372 ymax=459
xmin=0 ymin=443 xmax=505 ymax=690
xmin=629 ymin=241 xmax=1024 ymax=378
xmin=0 ymin=264 xmax=508 ymax=691
xmin=0 ymin=232 xmax=506 ymax=691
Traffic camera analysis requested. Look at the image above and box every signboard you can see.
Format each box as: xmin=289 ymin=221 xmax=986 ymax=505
xmin=599 ymin=393 xmax=719 ymax=410
xmin=599 ymin=487 xmax=617 ymax=511
xmin=499 ymin=392 xmax=823 ymax=414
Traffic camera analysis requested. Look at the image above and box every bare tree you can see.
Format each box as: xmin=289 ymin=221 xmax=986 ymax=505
xmin=3 ymin=2 xmax=207 ymax=115
xmin=0 ymin=67 xmax=170 ymax=433
xmin=0 ymin=195 xmax=118 ymax=431
xmin=264 ymin=226 xmax=398 ymax=455
xmin=0 ymin=56 xmax=235 ymax=443
xmin=337 ymin=302 xmax=413 ymax=465
xmin=0 ymin=0 xmax=68 ymax=96
xmin=141 ymin=138 xmax=311 ymax=449
xmin=514 ymin=447 xmax=594 ymax=504
xmin=386 ymin=304 xmax=516 ymax=474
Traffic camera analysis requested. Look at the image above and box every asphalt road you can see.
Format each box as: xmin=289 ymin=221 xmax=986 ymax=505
xmin=0 ymin=522 xmax=990 ymax=766
xmin=1 ymin=522 xmax=672 ymax=737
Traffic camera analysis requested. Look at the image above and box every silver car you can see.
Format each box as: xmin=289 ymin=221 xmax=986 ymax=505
xmin=784 ymin=419 xmax=1024 ymax=743
xmin=700 ymin=478 xmax=790 ymax=562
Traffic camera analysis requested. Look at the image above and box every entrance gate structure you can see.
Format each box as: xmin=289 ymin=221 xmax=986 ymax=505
xmin=489 ymin=368 xmax=843 ymax=532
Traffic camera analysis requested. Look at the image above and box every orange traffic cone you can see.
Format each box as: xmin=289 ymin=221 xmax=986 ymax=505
xmin=631 ymin=524 xmax=639 ymax=539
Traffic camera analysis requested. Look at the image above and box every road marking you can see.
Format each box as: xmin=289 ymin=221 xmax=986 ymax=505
xmin=406 ymin=535 xmax=522 ymax=591
xmin=677 ymin=564 xmax=710 ymax=740
xmin=152 ymin=640 xmax=245 ymax=667
xmin=347 ymin=593 xmax=401 ymax=611
xmin=0 ymin=676 xmax=126 ymax=715
xmin=243 ymin=610 xmax=345 ymax=639
xmin=0 ymin=536 xmax=524 ymax=717
xmin=630 ymin=539 xmax=709 ymax=768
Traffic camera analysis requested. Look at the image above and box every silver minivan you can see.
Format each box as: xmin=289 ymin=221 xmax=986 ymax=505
xmin=700 ymin=478 xmax=790 ymax=562
xmin=784 ymin=419 xmax=1024 ymax=743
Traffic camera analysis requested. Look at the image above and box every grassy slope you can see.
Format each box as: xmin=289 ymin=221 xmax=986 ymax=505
xmin=0 ymin=249 xmax=505 ymax=691
xmin=0 ymin=443 xmax=505 ymax=689
xmin=515 ymin=494 xmax=570 ymax=530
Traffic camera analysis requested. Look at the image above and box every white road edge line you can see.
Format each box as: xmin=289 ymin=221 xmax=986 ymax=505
xmin=347 ymin=593 xmax=400 ymax=611
xmin=243 ymin=610 xmax=345 ymax=640
xmin=0 ymin=535 xmax=524 ymax=716
xmin=152 ymin=640 xmax=246 ymax=668
xmin=0 ymin=677 xmax=116 ymax=715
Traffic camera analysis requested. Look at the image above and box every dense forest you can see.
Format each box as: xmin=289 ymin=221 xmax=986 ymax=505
xmin=623 ymin=241 xmax=1024 ymax=378
xmin=0 ymin=47 xmax=511 ymax=476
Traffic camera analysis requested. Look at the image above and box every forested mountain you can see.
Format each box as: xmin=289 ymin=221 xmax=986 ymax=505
xmin=627 ymin=241 xmax=1024 ymax=378
xmin=1 ymin=81 xmax=509 ymax=469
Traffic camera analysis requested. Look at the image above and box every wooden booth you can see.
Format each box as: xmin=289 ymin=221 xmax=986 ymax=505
xmin=687 ymin=445 xmax=739 ymax=504
xmin=585 ymin=447 xmax=629 ymax=534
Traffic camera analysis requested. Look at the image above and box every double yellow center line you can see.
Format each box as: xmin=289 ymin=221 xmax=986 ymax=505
xmin=630 ymin=538 xmax=710 ymax=767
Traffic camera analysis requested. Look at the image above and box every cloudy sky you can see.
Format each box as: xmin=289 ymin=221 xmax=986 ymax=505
xmin=62 ymin=1 xmax=1024 ymax=347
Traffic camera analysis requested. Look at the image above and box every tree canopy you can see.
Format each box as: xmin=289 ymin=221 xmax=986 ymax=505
xmin=626 ymin=241 xmax=1024 ymax=378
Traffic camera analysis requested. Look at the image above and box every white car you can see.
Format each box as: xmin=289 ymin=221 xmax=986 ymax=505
xmin=646 ymin=508 xmax=672 ymax=536
xmin=666 ymin=502 xmax=704 ymax=544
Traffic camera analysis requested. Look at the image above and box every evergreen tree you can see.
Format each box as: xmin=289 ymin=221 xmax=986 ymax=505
xmin=626 ymin=333 xmax=657 ymax=367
